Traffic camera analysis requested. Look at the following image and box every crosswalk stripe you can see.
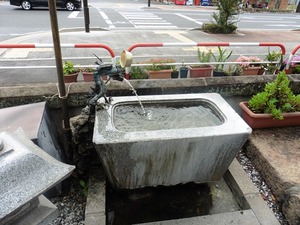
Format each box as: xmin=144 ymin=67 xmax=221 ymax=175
xmin=117 ymin=9 xmax=177 ymax=29
xmin=97 ymin=9 xmax=115 ymax=28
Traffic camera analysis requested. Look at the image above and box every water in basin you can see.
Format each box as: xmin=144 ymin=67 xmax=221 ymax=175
xmin=113 ymin=100 xmax=223 ymax=132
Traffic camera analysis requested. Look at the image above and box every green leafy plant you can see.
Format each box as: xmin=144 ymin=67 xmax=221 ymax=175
xmin=191 ymin=48 xmax=212 ymax=68
xmin=264 ymin=50 xmax=283 ymax=74
xmin=224 ymin=64 xmax=243 ymax=76
xmin=294 ymin=65 xmax=300 ymax=74
xmin=248 ymin=71 xmax=300 ymax=120
xmin=63 ymin=61 xmax=79 ymax=76
xmin=145 ymin=58 xmax=176 ymax=71
xmin=129 ymin=66 xmax=148 ymax=79
xmin=79 ymin=179 xmax=88 ymax=197
xmin=211 ymin=46 xmax=233 ymax=72
xmin=80 ymin=67 xmax=95 ymax=73
xmin=266 ymin=50 xmax=282 ymax=62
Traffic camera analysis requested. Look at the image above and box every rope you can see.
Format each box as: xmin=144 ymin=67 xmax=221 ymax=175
xmin=43 ymin=82 xmax=75 ymax=101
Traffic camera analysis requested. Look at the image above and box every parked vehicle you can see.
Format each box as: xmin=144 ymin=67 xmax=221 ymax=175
xmin=10 ymin=0 xmax=82 ymax=11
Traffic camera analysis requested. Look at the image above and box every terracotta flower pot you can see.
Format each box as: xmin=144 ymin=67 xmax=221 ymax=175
xmin=242 ymin=66 xmax=262 ymax=76
xmin=64 ymin=73 xmax=78 ymax=83
xmin=189 ymin=65 xmax=213 ymax=78
xmin=147 ymin=69 xmax=172 ymax=79
xmin=82 ymin=72 xmax=94 ymax=82
xmin=239 ymin=101 xmax=300 ymax=129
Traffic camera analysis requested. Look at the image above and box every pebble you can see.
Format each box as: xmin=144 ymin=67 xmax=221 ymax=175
xmin=48 ymin=178 xmax=86 ymax=225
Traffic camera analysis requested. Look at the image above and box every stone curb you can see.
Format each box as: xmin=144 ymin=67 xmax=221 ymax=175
xmin=245 ymin=127 xmax=300 ymax=225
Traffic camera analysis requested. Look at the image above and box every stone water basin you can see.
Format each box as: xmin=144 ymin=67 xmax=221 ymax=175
xmin=93 ymin=93 xmax=252 ymax=189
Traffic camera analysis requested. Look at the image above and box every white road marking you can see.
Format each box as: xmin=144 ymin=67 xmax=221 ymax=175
xmin=68 ymin=11 xmax=81 ymax=18
xmin=175 ymin=13 xmax=203 ymax=25
xmin=118 ymin=10 xmax=177 ymax=29
xmin=98 ymin=9 xmax=115 ymax=28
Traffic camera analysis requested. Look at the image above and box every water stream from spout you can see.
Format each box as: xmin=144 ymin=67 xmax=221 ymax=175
xmin=123 ymin=78 xmax=146 ymax=116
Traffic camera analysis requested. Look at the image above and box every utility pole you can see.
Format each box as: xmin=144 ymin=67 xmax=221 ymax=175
xmin=296 ymin=0 xmax=300 ymax=12
xmin=83 ymin=0 xmax=90 ymax=32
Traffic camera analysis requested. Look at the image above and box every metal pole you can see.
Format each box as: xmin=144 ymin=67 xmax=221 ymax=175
xmin=83 ymin=0 xmax=90 ymax=32
xmin=148 ymin=0 xmax=151 ymax=7
xmin=48 ymin=0 xmax=71 ymax=159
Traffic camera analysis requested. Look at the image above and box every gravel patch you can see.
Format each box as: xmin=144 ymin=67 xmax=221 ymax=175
xmin=48 ymin=178 xmax=86 ymax=225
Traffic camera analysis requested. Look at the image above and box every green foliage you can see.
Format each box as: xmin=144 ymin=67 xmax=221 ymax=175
xmin=264 ymin=50 xmax=283 ymax=74
xmin=224 ymin=64 xmax=243 ymax=76
xmin=79 ymin=179 xmax=88 ymax=197
xmin=248 ymin=71 xmax=300 ymax=120
xmin=195 ymin=48 xmax=212 ymax=68
xmin=202 ymin=23 xmax=237 ymax=34
xmin=211 ymin=46 xmax=233 ymax=72
xmin=81 ymin=67 xmax=95 ymax=72
xmin=63 ymin=61 xmax=79 ymax=76
xmin=129 ymin=66 xmax=148 ymax=79
xmin=294 ymin=65 xmax=300 ymax=74
xmin=202 ymin=0 xmax=239 ymax=34
xmin=145 ymin=58 xmax=176 ymax=71
xmin=266 ymin=50 xmax=282 ymax=62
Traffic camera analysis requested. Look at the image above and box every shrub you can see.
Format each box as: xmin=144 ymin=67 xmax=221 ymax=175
xmin=202 ymin=0 xmax=239 ymax=34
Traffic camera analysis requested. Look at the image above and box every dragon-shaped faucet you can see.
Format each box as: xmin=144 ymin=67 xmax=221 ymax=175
xmin=88 ymin=55 xmax=125 ymax=112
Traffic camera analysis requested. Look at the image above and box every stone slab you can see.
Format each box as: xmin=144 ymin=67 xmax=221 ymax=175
xmin=0 ymin=102 xmax=45 ymax=141
xmin=244 ymin=127 xmax=300 ymax=225
xmin=136 ymin=210 xmax=260 ymax=225
xmin=0 ymin=129 xmax=75 ymax=224
xmin=84 ymin=167 xmax=106 ymax=225
xmin=14 ymin=195 xmax=58 ymax=225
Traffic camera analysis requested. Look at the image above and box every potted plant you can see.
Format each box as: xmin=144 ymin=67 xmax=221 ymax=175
xmin=171 ymin=66 xmax=179 ymax=79
xmin=189 ymin=48 xmax=213 ymax=78
xmin=129 ymin=66 xmax=148 ymax=79
xmin=281 ymin=55 xmax=300 ymax=74
xmin=211 ymin=46 xmax=233 ymax=77
xmin=179 ymin=59 xmax=189 ymax=78
xmin=224 ymin=64 xmax=243 ymax=76
xmin=63 ymin=61 xmax=79 ymax=83
xmin=145 ymin=58 xmax=176 ymax=79
xmin=235 ymin=55 xmax=263 ymax=75
xmin=264 ymin=50 xmax=283 ymax=75
xmin=239 ymin=71 xmax=300 ymax=129
xmin=80 ymin=67 xmax=95 ymax=82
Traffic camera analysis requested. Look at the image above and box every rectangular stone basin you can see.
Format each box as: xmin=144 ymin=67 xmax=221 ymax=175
xmin=93 ymin=93 xmax=252 ymax=189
